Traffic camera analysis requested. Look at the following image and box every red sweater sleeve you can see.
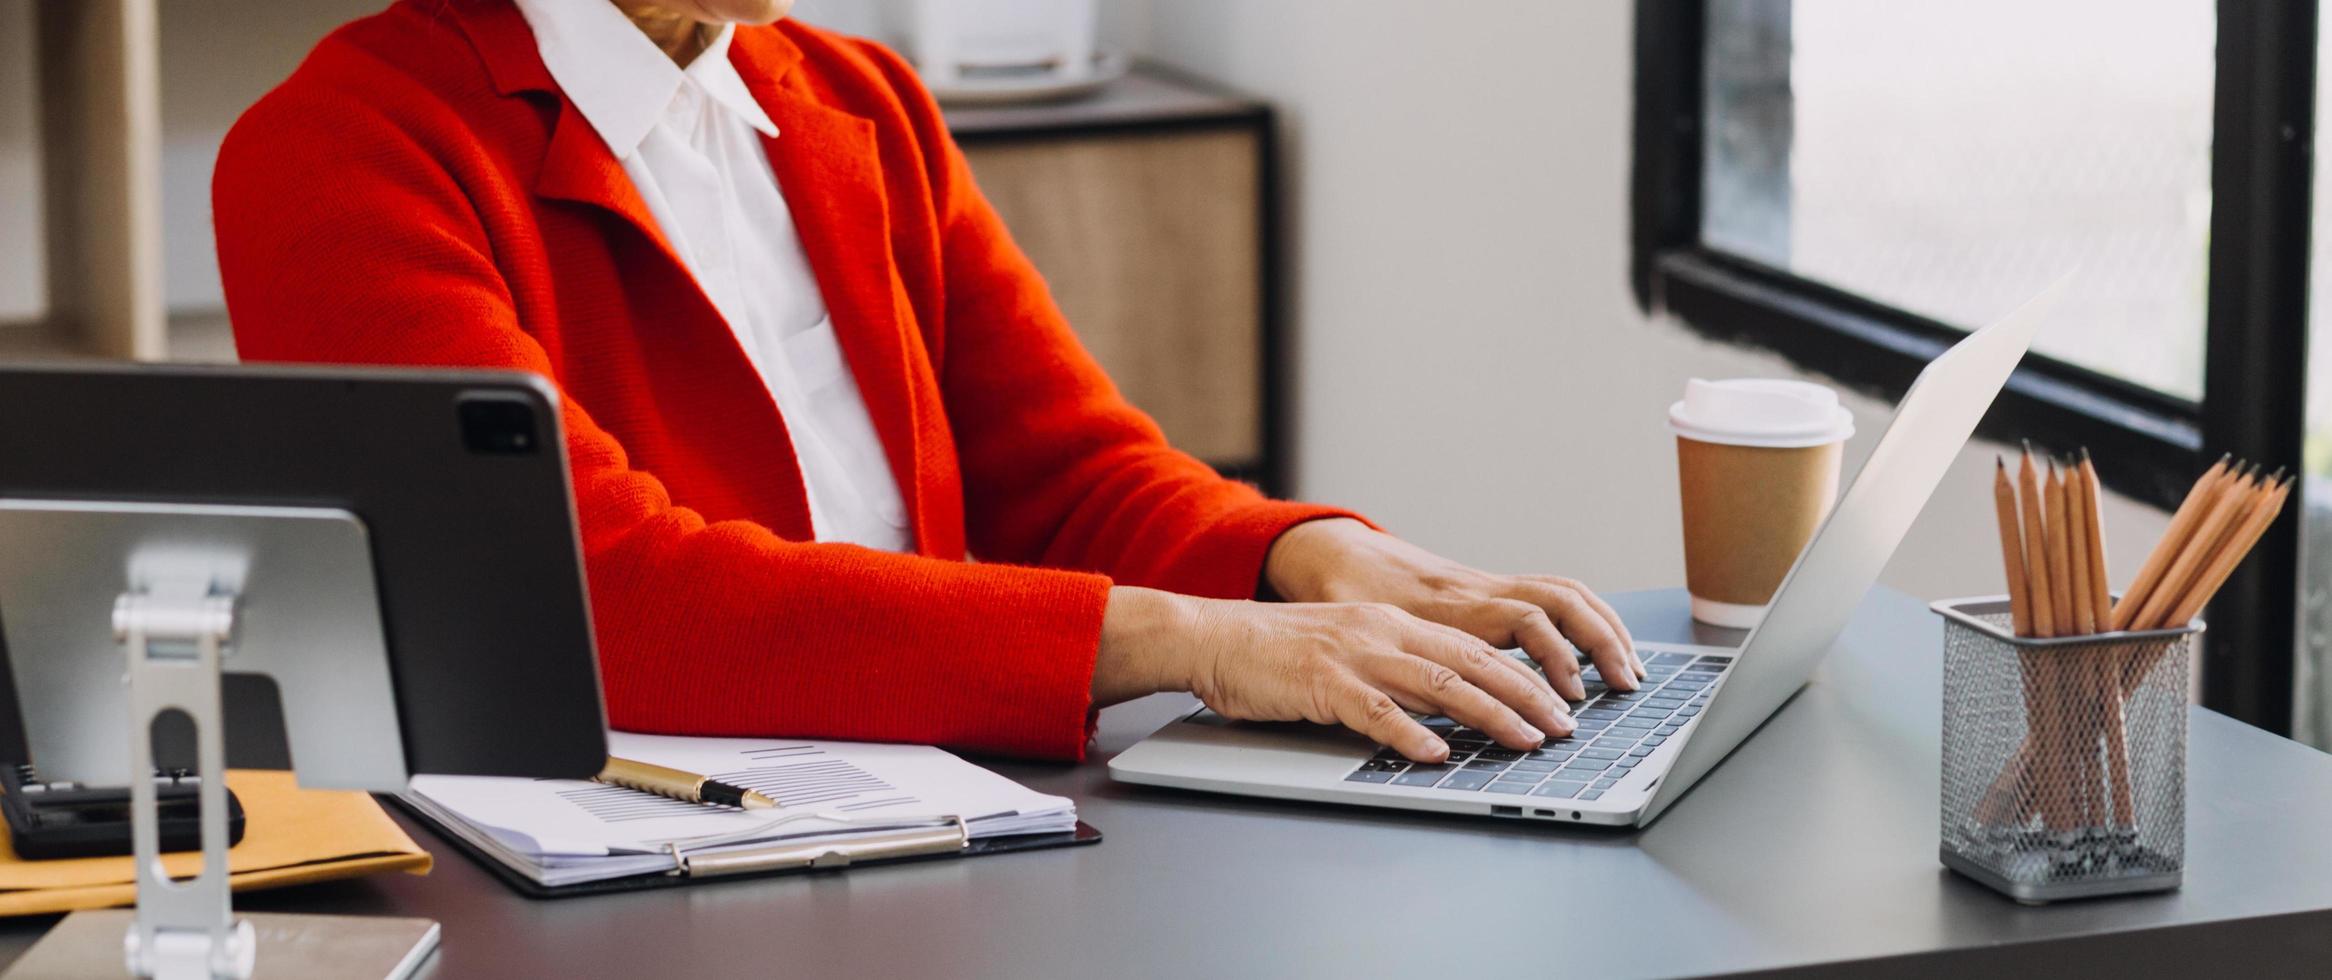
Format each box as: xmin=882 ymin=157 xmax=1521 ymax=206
xmin=212 ymin=74 xmax=1110 ymax=759
xmin=847 ymin=40 xmax=1367 ymax=598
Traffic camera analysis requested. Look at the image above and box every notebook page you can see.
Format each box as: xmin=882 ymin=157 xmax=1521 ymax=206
xmin=406 ymin=733 xmax=1075 ymax=858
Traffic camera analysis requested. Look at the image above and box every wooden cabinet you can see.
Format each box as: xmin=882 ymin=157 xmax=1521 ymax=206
xmin=948 ymin=68 xmax=1281 ymax=491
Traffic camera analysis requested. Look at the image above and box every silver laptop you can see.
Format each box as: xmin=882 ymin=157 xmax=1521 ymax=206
xmin=1109 ymin=285 xmax=2059 ymax=827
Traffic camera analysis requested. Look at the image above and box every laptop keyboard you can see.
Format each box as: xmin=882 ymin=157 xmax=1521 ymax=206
xmin=1342 ymin=651 xmax=1729 ymax=801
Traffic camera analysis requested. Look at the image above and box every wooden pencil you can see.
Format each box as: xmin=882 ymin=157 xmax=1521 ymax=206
xmin=1975 ymin=744 xmax=2035 ymax=827
xmin=2044 ymin=461 xmax=2076 ymax=636
xmin=2036 ymin=654 xmax=2081 ymax=831
xmin=2063 ymin=458 xmax=2097 ymax=636
xmin=2112 ymin=455 xmax=2233 ymax=630
xmin=2077 ymin=449 xmax=2113 ymax=627
xmin=2131 ymin=465 xmax=2259 ymax=631
xmin=2014 ymin=448 xmax=2089 ymax=830
xmin=1992 ymin=457 xmax=2035 ymax=636
xmin=2089 ymin=667 xmax=2126 ymax=826
xmin=2057 ymin=461 xmax=2108 ymax=825
xmin=2118 ymin=472 xmax=2287 ymax=705
xmin=2019 ymin=446 xmax=2058 ymax=638
xmin=2099 ymin=670 xmax=2135 ymax=825
xmin=2159 ymin=473 xmax=2290 ymax=629
xmin=2069 ymin=453 xmax=2133 ymax=824
xmin=1978 ymin=457 xmax=2044 ymax=824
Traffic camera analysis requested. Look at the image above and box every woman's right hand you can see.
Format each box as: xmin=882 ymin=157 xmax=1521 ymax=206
xmin=1093 ymin=586 xmax=1576 ymax=763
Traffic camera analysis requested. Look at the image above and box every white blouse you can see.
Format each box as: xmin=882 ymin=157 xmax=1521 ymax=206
xmin=513 ymin=0 xmax=911 ymax=551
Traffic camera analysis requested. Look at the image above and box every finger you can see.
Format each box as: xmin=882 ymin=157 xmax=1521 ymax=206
xmin=1407 ymin=614 xmax=1565 ymax=701
xmin=1403 ymin=629 xmax=1573 ymax=737
xmin=1450 ymin=597 xmax=1587 ymax=700
xmin=1511 ymin=582 xmax=1636 ymax=691
xmin=1323 ymin=678 xmax=1447 ymax=762
xmin=1507 ymin=607 xmax=1589 ymax=699
xmin=1539 ymin=577 xmax=1645 ymax=679
xmin=1367 ymin=650 xmax=1545 ymax=749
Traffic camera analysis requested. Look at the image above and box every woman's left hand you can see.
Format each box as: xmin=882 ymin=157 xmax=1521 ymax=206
xmin=1264 ymin=518 xmax=1646 ymax=699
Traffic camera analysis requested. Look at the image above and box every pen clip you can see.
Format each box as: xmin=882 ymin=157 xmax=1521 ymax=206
xmin=667 ymin=816 xmax=969 ymax=878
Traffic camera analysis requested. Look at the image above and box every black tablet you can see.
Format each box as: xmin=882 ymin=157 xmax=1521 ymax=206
xmin=0 ymin=362 xmax=606 ymax=782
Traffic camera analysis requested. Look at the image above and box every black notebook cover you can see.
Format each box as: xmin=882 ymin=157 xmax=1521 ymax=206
xmin=389 ymin=795 xmax=1100 ymax=899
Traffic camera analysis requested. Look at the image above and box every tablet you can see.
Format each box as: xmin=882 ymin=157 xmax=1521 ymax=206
xmin=0 ymin=362 xmax=605 ymax=783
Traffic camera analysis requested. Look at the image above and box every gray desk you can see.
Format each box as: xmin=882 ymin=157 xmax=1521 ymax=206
xmin=8 ymin=587 xmax=2332 ymax=978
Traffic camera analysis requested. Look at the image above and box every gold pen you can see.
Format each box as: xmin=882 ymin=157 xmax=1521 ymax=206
xmin=595 ymin=756 xmax=778 ymax=810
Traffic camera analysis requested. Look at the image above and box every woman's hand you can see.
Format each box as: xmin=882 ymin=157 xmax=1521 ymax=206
xmin=1093 ymin=587 xmax=1574 ymax=762
xmin=1263 ymin=518 xmax=1645 ymax=699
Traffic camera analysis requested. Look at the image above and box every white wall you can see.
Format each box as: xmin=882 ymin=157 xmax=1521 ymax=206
xmin=1137 ymin=0 xmax=2169 ymax=600
xmin=152 ymin=0 xmax=390 ymax=314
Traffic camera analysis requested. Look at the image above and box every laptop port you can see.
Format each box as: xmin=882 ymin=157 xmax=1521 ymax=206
xmin=1491 ymin=805 xmax=1522 ymax=816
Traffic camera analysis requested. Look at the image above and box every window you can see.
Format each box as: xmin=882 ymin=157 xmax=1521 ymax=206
xmin=1635 ymin=0 xmax=2313 ymax=736
xmin=1707 ymin=1 xmax=2214 ymax=401
xmin=2294 ymin=20 xmax=2332 ymax=747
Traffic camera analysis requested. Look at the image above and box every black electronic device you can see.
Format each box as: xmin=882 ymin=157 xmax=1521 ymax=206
xmin=0 ymin=764 xmax=246 ymax=859
xmin=0 ymin=362 xmax=607 ymax=781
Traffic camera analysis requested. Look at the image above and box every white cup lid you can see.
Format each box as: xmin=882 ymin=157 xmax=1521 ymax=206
xmin=1667 ymin=378 xmax=1855 ymax=448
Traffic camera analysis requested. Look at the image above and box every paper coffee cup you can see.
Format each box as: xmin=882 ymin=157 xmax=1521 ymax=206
xmin=1668 ymin=379 xmax=1854 ymax=629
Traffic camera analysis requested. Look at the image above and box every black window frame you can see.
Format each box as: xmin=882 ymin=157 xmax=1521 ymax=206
xmin=1632 ymin=0 xmax=2314 ymax=733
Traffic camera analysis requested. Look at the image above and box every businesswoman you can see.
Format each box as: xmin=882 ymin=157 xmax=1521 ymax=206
xmin=213 ymin=0 xmax=1642 ymax=764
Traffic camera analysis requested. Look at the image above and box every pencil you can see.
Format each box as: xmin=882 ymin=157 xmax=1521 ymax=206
xmin=2112 ymin=455 xmax=2232 ymax=630
xmin=2070 ymin=452 xmax=2131 ymax=823
xmin=2033 ymin=652 xmax=2079 ymax=831
xmin=2077 ymin=449 xmax=2113 ymax=627
xmin=2043 ymin=460 xmax=2091 ymax=826
xmin=2159 ymin=472 xmax=2290 ymax=629
xmin=2082 ymin=670 xmax=2111 ymax=828
xmin=2063 ymin=459 xmax=2097 ymax=636
xmin=1986 ymin=457 xmax=2042 ymax=821
xmin=1992 ymin=457 xmax=2035 ymax=636
xmin=2019 ymin=445 xmax=2058 ymax=638
xmin=2018 ymin=446 xmax=2081 ymax=828
xmin=2117 ymin=471 xmax=2287 ymax=704
xmin=2099 ymin=667 xmax=2135 ymax=826
xmin=2044 ymin=461 xmax=2076 ymax=636
xmin=1979 ymin=457 xmax=2043 ymax=824
xmin=2131 ymin=465 xmax=2259 ymax=631
xmin=1975 ymin=744 xmax=2035 ymax=827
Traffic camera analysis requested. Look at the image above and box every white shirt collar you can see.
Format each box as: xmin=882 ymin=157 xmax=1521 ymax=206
xmin=512 ymin=0 xmax=781 ymax=158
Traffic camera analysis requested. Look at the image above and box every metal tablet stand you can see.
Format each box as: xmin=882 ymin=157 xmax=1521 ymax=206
xmin=116 ymin=585 xmax=254 ymax=979
xmin=0 ymin=501 xmax=438 ymax=980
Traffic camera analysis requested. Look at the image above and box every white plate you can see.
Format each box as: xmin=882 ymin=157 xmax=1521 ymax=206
xmin=927 ymin=47 xmax=1130 ymax=106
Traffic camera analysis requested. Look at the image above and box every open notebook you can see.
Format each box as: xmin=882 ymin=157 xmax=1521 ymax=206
xmin=402 ymin=732 xmax=1083 ymax=891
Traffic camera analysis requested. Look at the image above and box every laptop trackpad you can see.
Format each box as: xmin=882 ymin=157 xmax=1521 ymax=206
xmin=1177 ymin=709 xmax=1380 ymax=753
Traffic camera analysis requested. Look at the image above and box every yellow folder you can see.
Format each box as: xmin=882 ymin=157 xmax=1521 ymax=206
xmin=0 ymin=769 xmax=430 ymax=917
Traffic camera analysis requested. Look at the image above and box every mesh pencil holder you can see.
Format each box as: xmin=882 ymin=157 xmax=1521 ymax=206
xmin=1931 ymin=596 xmax=2198 ymax=904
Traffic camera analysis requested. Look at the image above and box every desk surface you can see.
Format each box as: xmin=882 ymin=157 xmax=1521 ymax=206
xmin=8 ymin=587 xmax=2332 ymax=978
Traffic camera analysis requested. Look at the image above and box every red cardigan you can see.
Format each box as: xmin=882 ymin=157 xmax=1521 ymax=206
xmin=213 ymin=0 xmax=1354 ymax=760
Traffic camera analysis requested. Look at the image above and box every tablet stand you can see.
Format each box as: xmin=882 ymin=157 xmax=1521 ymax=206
xmin=103 ymin=584 xmax=437 ymax=980
xmin=0 ymin=502 xmax=439 ymax=980
xmin=116 ymin=586 xmax=253 ymax=979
